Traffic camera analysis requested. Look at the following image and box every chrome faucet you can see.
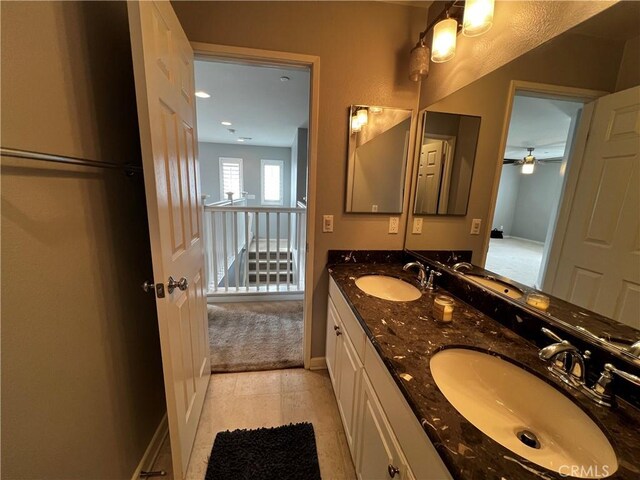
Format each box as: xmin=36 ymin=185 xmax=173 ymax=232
xmin=425 ymin=270 xmax=442 ymax=291
xmin=452 ymin=262 xmax=473 ymax=272
xmin=403 ymin=261 xmax=428 ymax=290
xmin=539 ymin=328 xmax=588 ymax=388
xmin=589 ymin=363 xmax=640 ymax=407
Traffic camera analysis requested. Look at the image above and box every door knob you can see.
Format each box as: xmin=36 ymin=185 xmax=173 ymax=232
xmin=167 ymin=276 xmax=188 ymax=293
xmin=142 ymin=280 xmax=155 ymax=293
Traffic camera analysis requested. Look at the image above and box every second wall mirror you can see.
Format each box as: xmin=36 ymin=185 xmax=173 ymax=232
xmin=345 ymin=105 xmax=413 ymax=213
xmin=414 ymin=111 xmax=481 ymax=215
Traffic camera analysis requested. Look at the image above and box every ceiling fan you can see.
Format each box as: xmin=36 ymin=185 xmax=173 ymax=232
xmin=503 ymin=147 xmax=550 ymax=174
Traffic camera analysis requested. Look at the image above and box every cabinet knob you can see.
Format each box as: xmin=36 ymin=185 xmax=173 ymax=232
xmin=334 ymin=325 xmax=340 ymax=331
xmin=335 ymin=328 xmax=342 ymax=336
xmin=388 ymin=464 xmax=400 ymax=478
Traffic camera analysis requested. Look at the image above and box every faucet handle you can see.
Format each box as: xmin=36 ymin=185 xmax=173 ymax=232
xmin=604 ymin=363 xmax=640 ymax=387
xmin=541 ymin=327 xmax=564 ymax=343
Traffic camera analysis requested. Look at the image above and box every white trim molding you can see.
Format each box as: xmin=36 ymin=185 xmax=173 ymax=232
xmin=131 ymin=413 xmax=168 ymax=480
xmin=309 ymin=356 xmax=327 ymax=370
xmin=192 ymin=41 xmax=320 ymax=371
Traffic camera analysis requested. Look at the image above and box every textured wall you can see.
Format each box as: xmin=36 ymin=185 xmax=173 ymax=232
xmin=419 ymin=1 xmax=617 ymax=107
xmin=1 ymin=2 xmax=166 ymax=478
xmin=173 ymin=1 xmax=425 ymax=357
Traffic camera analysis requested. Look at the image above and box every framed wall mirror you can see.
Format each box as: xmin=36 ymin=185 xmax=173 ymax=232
xmin=345 ymin=105 xmax=413 ymax=213
xmin=414 ymin=111 xmax=481 ymax=215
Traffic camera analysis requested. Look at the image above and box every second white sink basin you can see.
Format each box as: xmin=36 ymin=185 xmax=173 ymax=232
xmin=430 ymin=348 xmax=618 ymax=478
xmin=355 ymin=275 xmax=421 ymax=302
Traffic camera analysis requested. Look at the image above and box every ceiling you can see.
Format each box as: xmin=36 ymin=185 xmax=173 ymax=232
xmin=195 ymin=60 xmax=310 ymax=147
xmin=504 ymin=95 xmax=584 ymax=161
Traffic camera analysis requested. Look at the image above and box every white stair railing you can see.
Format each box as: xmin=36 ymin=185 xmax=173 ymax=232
xmin=204 ymin=204 xmax=306 ymax=294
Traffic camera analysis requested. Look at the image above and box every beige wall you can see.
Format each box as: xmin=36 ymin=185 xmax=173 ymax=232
xmin=405 ymin=31 xmax=624 ymax=259
xmin=419 ymin=0 xmax=617 ymax=107
xmin=172 ymin=1 xmax=425 ymax=357
xmin=616 ymin=35 xmax=640 ymax=92
xmin=1 ymin=2 xmax=166 ymax=478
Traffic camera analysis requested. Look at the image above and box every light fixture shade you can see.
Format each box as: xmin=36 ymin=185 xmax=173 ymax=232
xmin=521 ymin=162 xmax=535 ymax=174
xmin=432 ymin=18 xmax=458 ymax=63
xmin=357 ymin=108 xmax=369 ymax=126
xmin=463 ymin=0 xmax=494 ymax=37
xmin=351 ymin=115 xmax=361 ymax=133
xmin=409 ymin=40 xmax=430 ymax=82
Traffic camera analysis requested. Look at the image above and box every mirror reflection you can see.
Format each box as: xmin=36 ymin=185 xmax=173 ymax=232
xmin=414 ymin=111 xmax=480 ymax=215
xmin=345 ymin=105 xmax=412 ymax=213
xmin=406 ymin=1 xmax=640 ymax=360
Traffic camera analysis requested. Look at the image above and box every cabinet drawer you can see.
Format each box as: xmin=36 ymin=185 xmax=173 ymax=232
xmin=329 ymin=277 xmax=366 ymax=361
xmin=364 ymin=340 xmax=452 ymax=480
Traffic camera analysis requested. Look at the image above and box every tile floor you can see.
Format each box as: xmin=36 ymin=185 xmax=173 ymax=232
xmin=485 ymin=237 xmax=544 ymax=288
xmin=150 ymin=368 xmax=356 ymax=480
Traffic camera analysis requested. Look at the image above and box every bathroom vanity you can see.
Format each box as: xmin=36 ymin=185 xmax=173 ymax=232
xmin=325 ymin=254 xmax=640 ymax=480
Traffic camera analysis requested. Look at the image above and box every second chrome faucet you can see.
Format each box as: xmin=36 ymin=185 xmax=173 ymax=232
xmin=403 ymin=261 xmax=441 ymax=291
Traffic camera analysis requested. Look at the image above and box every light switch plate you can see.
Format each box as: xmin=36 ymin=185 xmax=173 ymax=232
xmin=389 ymin=217 xmax=399 ymax=234
xmin=470 ymin=218 xmax=482 ymax=235
xmin=247 ymin=194 xmax=256 ymax=200
xmin=323 ymin=215 xmax=334 ymax=233
xmin=412 ymin=217 xmax=423 ymax=234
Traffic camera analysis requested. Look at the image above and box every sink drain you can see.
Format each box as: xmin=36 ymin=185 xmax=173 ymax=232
xmin=516 ymin=429 xmax=541 ymax=449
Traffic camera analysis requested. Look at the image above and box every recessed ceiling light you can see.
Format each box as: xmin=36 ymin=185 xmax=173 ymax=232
xmin=280 ymin=76 xmax=290 ymax=82
xmin=237 ymin=138 xmax=245 ymax=142
xmin=221 ymin=121 xmax=232 ymax=126
xmin=195 ymin=91 xmax=211 ymax=98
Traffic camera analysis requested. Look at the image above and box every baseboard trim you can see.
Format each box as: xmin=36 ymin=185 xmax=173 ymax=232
xmin=503 ymin=235 xmax=545 ymax=246
xmin=309 ymin=356 xmax=327 ymax=370
xmin=131 ymin=413 xmax=168 ymax=480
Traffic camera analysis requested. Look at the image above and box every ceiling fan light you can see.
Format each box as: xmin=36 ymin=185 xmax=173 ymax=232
xmin=522 ymin=162 xmax=535 ymax=174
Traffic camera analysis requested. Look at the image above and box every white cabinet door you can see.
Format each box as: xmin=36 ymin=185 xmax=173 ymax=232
xmin=356 ymin=374 xmax=413 ymax=480
xmin=326 ymin=297 xmax=342 ymax=389
xmin=336 ymin=328 xmax=362 ymax=457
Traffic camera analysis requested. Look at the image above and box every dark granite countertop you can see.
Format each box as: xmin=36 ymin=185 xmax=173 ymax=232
xmin=328 ymin=262 xmax=640 ymax=480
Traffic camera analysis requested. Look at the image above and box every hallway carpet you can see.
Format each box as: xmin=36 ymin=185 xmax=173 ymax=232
xmin=207 ymin=301 xmax=303 ymax=372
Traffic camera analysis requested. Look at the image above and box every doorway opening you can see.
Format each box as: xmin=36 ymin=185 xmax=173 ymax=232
xmin=486 ymin=91 xmax=584 ymax=288
xmin=195 ymin=58 xmax=311 ymax=372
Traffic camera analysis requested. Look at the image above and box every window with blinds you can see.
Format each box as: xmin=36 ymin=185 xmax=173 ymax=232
xmin=219 ymin=157 xmax=243 ymax=201
xmin=261 ymin=159 xmax=284 ymax=205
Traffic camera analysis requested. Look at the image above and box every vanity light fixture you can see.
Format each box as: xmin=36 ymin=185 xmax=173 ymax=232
xmin=195 ymin=91 xmax=211 ymax=98
xmin=409 ymin=0 xmax=495 ymax=80
xmin=409 ymin=38 xmax=430 ymax=82
xmin=521 ymin=148 xmax=536 ymax=175
xmin=462 ymin=0 xmax=495 ymax=37
xmin=432 ymin=16 xmax=458 ymax=63
xmin=357 ymin=108 xmax=369 ymax=126
xmin=370 ymin=106 xmax=383 ymax=114
xmin=351 ymin=114 xmax=362 ymax=133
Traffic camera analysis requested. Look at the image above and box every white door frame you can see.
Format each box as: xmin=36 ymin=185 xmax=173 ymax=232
xmin=480 ymin=80 xmax=607 ymax=267
xmin=190 ymin=42 xmax=320 ymax=369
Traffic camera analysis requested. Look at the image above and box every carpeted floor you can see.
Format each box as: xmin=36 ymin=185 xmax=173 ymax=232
xmin=207 ymin=301 xmax=304 ymax=372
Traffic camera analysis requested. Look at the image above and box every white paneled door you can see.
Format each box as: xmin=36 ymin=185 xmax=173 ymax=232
xmin=128 ymin=1 xmax=210 ymax=478
xmin=551 ymin=86 xmax=640 ymax=329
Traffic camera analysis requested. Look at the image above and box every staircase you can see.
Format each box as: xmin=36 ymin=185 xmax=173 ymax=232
xmin=247 ymin=241 xmax=294 ymax=285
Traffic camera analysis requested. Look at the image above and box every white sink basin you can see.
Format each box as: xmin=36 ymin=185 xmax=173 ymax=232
xmin=467 ymin=274 xmax=524 ymax=299
xmin=430 ymin=349 xmax=618 ymax=478
xmin=355 ymin=275 xmax=421 ymax=302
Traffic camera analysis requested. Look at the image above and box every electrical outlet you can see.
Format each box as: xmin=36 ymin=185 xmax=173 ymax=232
xmin=389 ymin=217 xmax=399 ymax=234
xmin=323 ymin=215 xmax=334 ymax=233
xmin=470 ymin=218 xmax=482 ymax=235
xmin=412 ymin=217 xmax=423 ymax=234
xmin=372 ymin=204 xmax=378 ymax=212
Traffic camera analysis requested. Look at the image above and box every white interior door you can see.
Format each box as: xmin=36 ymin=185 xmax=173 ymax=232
xmin=550 ymin=86 xmax=640 ymax=329
xmin=415 ymin=140 xmax=444 ymax=213
xmin=128 ymin=1 xmax=210 ymax=477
